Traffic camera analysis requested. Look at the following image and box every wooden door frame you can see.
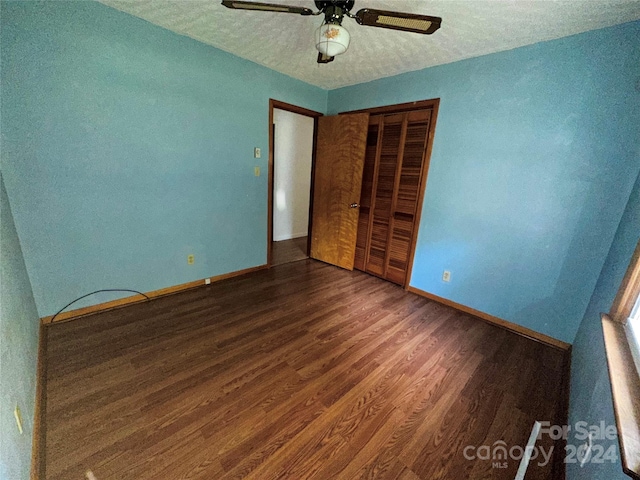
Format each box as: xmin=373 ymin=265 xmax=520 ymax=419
xmin=267 ymin=99 xmax=323 ymax=267
xmin=340 ymin=98 xmax=440 ymax=289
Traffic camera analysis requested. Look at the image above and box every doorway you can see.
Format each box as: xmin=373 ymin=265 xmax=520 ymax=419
xmin=267 ymin=98 xmax=439 ymax=289
xmin=267 ymin=100 xmax=322 ymax=267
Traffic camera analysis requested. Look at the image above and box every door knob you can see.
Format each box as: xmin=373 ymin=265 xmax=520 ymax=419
xmin=350 ymin=203 xmax=360 ymax=208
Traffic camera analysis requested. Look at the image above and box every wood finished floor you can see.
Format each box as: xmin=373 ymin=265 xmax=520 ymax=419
xmin=44 ymin=260 xmax=568 ymax=480
xmin=271 ymin=236 xmax=309 ymax=266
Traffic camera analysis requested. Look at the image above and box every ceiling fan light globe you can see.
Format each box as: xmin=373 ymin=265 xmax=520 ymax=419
xmin=315 ymin=23 xmax=350 ymax=57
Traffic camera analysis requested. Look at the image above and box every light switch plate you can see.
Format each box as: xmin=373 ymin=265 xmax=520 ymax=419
xmin=254 ymin=147 xmax=261 ymax=158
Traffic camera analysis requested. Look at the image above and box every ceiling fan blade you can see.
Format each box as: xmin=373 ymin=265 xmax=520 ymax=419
xmin=317 ymin=52 xmax=334 ymax=64
xmin=354 ymin=9 xmax=441 ymax=34
xmin=221 ymin=0 xmax=313 ymax=15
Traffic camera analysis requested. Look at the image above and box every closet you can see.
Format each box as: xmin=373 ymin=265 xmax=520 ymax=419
xmin=354 ymin=108 xmax=434 ymax=286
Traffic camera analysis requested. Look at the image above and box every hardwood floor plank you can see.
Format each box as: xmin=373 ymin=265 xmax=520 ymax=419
xmin=271 ymin=236 xmax=309 ymax=266
xmin=44 ymin=259 xmax=568 ymax=479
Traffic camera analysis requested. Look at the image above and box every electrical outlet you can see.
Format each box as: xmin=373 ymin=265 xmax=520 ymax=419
xmin=254 ymin=166 xmax=261 ymax=177
xmin=187 ymin=254 xmax=194 ymax=265
xmin=14 ymin=405 xmax=23 ymax=434
xmin=442 ymin=270 xmax=451 ymax=282
xmin=205 ymin=278 xmax=211 ymax=285
xmin=254 ymin=147 xmax=261 ymax=158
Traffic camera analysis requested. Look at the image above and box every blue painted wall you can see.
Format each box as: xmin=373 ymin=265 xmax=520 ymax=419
xmin=0 ymin=174 xmax=41 ymax=480
xmin=328 ymin=21 xmax=640 ymax=343
xmin=2 ymin=2 xmax=639 ymax=476
xmin=0 ymin=1 xmax=328 ymax=317
xmin=567 ymin=170 xmax=640 ymax=479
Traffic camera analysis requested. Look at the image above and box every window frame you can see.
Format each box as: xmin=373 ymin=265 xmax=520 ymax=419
xmin=611 ymin=240 xmax=640 ymax=324
xmin=602 ymin=237 xmax=640 ymax=480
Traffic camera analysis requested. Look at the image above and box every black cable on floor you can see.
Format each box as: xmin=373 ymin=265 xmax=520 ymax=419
xmin=49 ymin=289 xmax=150 ymax=323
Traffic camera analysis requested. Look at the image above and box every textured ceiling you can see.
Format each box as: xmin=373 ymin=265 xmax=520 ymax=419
xmin=99 ymin=0 xmax=640 ymax=89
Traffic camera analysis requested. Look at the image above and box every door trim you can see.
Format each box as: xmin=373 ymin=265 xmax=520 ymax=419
xmin=339 ymin=98 xmax=440 ymax=117
xmin=339 ymin=98 xmax=440 ymax=289
xmin=268 ymin=99 xmax=323 ymax=267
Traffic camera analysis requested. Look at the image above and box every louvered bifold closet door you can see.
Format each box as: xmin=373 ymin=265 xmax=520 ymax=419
xmin=354 ymin=116 xmax=381 ymax=271
xmin=385 ymin=109 xmax=432 ymax=284
xmin=366 ymin=113 xmax=405 ymax=277
xmin=354 ymin=109 xmax=432 ymax=286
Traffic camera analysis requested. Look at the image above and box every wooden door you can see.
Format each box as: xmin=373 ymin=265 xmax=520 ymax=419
xmin=310 ymin=113 xmax=369 ymax=270
xmin=354 ymin=109 xmax=434 ymax=285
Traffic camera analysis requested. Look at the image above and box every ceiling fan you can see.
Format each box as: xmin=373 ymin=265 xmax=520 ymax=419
xmin=221 ymin=0 xmax=442 ymax=63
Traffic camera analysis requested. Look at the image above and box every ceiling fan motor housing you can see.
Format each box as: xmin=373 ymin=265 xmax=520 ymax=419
xmin=316 ymin=0 xmax=354 ymax=25
xmin=314 ymin=1 xmax=355 ymax=13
